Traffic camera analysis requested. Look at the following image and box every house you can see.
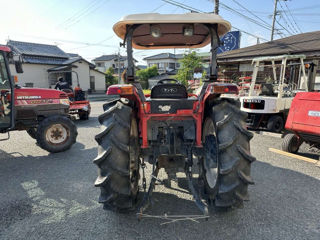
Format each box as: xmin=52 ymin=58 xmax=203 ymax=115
xmin=93 ymin=54 xmax=135 ymax=74
xmin=217 ymin=31 xmax=320 ymax=90
xmin=143 ymin=53 xmax=183 ymax=74
xmin=7 ymin=40 xmax=106 ymax=92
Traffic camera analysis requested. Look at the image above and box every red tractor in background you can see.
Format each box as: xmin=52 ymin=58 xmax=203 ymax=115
xmin=93 ymin=13 xmax=255 ymax=216
xmin=282 ymin=92 xmax=320 ymax=153
xmin=0 ymin=46 xmax=77 ymax=153
xmin=48 ymin=71 xmax=91 ymax=120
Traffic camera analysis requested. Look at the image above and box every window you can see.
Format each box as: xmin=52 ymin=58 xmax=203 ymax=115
xmin=159 ymin=62 xmax=165 ymax=69
xmin=90 ymin=76 xmax=95 ymax=91
xmin=169 ymin=63 xmax=175 ymax=69
xmin=176 ymin=63 xmax=180 ymax=69
xmin=0 ymin=53 xmax=10 ymax=88
xmin=97 ymin=63 xmax=102 ymax=67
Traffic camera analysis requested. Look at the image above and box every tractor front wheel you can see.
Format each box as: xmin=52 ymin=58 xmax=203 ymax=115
xmin=94 ymin=100 xmax=140 ymax=212
xmin=36 ymin=116 xmax=77 ymax=153
xmin=27 ymin=128 xmax=37 ymax=139
xmin=202 ymin=99 xmax=256 ymax=208
xmin=267 ymin=115 xmax=284 ymax=133
xmin=282 ymin=133 xmax=302 ymax=153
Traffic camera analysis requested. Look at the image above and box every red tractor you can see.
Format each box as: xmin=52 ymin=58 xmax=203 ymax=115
xmin=282 ymin=92 xmax=320 ymax=153
xmin=93 ymin=13 xmax=255 ymax=216
xmin=0 ymin=46 xmax=77 ymax=153
xmin=48 ymin=71 xmax=91 ymax=120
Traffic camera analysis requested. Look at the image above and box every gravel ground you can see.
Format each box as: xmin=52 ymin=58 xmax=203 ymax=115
xmin=0 ymin=101 xmax=319 ymax=240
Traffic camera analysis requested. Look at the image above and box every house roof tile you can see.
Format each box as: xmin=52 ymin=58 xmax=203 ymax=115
xmin=22 ymin=55 xmax=67 ymax=65
xmin=143 ymin=53 xmax=183 ymax=60
xmin=8 ymin=40 xmax=69 ymax=58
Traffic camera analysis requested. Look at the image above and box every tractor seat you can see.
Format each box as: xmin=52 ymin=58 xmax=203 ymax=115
xmin=260 ymin=83 xmax=275 ymax=96
xmin=151 ymin=79 xmax=188 ymax=99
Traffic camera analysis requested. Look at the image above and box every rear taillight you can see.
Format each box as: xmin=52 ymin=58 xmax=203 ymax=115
xmin=212 ymin=85 xmax=238 ymax=94
xmin=106 ymin=85 xmax=134 ymax=95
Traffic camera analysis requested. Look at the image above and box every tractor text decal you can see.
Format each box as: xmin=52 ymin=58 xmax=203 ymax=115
xmin=16 ymin=99 xmax=60 ymax=105
xmin=16 ymin=96 xmax=41 ymax=99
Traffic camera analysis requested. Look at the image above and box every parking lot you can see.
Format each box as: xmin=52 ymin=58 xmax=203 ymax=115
xmin=0 ymin=101 xmax=319 ymax=240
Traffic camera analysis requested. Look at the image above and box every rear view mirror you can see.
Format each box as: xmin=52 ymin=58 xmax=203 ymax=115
xmin=14 ymin=61 xmax=23 ymax=73
xmin=13 ymin=55 xmax=23 ymax=73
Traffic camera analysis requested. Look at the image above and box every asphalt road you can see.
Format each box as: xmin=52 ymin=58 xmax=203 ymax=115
xmin=0 ymin=101 xmax=319 ymax=240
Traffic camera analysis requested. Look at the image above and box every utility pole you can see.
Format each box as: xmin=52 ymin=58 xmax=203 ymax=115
xmin=271 ymin=0 xmax=278 ymax=41
xmin=214 ymin=0 xmax=219 ymax=14
xmin=257 ymin=37 xmax=260 ymax=44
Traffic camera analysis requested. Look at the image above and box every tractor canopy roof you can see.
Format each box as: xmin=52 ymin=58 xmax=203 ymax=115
xmin=113 ymin=13 xmax=231 ymax=49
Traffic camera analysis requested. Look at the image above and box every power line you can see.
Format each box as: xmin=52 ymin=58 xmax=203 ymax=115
xmin=284 ymin=1 xmax=302 ymax=33
xmin=285 ymin=4 xmax=320 ymax=12
xmin=13 ymin=33 xmax=118 ymax=48
xmin=64 ymin=0 xmax=110 ymax=29
xmin=151 ymin=2 xmax=167 ymax=12
xmin=230 ymin=0 xmax=271 ymax=28
xmin=278 ymin=1 xmax=299 ymax=34
xmin=219 ymin=1 xmax=272 ymax=30
xmin=70 ymin=35 xmax=115 ymax=50
xmin=275 ymin=18 xmax=292 ymax=36
xmin=56 ymin=0 xmax=100 ymax=28
xmin=161 ymin=0 xmax=268 ymax=42
xmin=162 ymin=0 xmax=202 ymax=13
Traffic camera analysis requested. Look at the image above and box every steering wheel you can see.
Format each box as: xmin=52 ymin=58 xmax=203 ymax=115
xmin=157 ymin=79 xmax=180 ymax=85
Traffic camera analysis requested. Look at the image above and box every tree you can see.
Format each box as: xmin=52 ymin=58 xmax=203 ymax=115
xmin=176 ymin=51 xmax=203 ymax=87
xmin=136 ymin=65 xmax=158 ymax=89
xmin=105 ymin=67 xmax=117 ymax=86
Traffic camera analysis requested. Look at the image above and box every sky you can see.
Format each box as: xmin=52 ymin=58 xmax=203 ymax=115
xmin=0 ymin=0 xmax=319 ymax=65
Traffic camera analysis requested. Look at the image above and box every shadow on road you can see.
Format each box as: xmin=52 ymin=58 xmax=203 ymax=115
xmin=73 ymin=116 xmax=100 ymax=129
xmin=0 ymin=142 xmax=98 ymax=234
xmin=1 ymin=150 xmax=320 ymax=239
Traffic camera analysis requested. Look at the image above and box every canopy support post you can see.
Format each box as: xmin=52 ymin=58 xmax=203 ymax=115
xmin=209 ymin=24 xmax=219 ymax=82
xmin=126 ymin=26 xmax=135 ymax=82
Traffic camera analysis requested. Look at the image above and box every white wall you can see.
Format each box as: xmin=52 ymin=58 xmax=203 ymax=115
xmin=73 ymin=61 xmax=90 ymax=91
xmin=9 ymin=63 xmax=53 ymax=88
xmin=94 ymin=59 xmax=128 ymax=73
xmin=90 ymin=69 xmax=106 ymax=91
xmin=94 ymin=60 xmax=115 ymax=73
xmin=10 ymin=61 xmax=105 ymax=91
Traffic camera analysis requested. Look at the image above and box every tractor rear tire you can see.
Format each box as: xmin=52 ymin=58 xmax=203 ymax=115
xmin=267 ymin=115 xmax=284 ymax=133
xmin=203 ymin=99 xmax=256 ymax=208
xmin=27 ymin=128 xmax=37 ymax=139
xmin=282 ymin=133 xmax=302 ymax=153
xmin=36 ymin=115 xmax=77 ymax=153
xmin=94 ymin=100 xmax=140 ymax=212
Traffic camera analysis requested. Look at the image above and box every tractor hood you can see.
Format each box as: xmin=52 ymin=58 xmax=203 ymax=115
xmin=14 ymin=88 xmax=68 ymax=100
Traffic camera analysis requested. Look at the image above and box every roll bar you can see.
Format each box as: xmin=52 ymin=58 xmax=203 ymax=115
xmin=122 ymin=23 xmax=220 ymax=101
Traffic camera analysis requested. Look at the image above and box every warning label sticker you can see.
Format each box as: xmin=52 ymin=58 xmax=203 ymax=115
xmin=308 ymin=111 xmax=320 ymax=117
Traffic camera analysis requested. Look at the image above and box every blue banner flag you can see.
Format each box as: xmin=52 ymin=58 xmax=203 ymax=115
xmin=218 ymin=31 xmax=241 ymax=54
